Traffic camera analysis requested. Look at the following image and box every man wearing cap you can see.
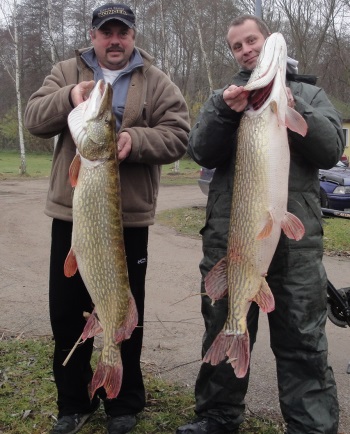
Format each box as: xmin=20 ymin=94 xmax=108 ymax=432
xmin=24 ymin=3 xmax=190 ymax=434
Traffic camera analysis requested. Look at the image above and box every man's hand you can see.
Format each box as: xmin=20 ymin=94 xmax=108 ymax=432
xmin=117 ymin=132 xmax=132 ymax=161
xmin=223 ymin=85 xmax=249 ymax=112
xmin=70 ymin=81 xmax=95 ymax=107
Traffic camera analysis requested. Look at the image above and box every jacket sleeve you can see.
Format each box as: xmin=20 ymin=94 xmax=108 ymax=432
xmin=289 ymin=83 xmax=345 ymax=169
xmin=188 ymin=89 xmax=242 ymax=169
xmin=24 ymin=60 xmax=77 ymax=139
xmin=124 ymin=71 xmax=190 ymax=165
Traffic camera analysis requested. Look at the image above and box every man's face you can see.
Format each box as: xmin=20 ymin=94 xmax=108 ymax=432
xmin=227 ymin=20 xmax=267 ymax=71
xmin=90 ymin=21 xmax=135 ymax=70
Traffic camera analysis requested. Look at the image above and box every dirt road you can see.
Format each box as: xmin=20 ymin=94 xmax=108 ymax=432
xmin=1 ymin=178 xmax=349 ymax=432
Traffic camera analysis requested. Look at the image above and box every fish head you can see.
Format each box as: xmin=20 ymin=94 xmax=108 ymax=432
xmin=68 ymin=79 xmax=117 ymax=161
xmin=83 ymin=80 xmax=116 ymax=160
xmin=243 ymin=33 xmax=288 ymax=116
xmin=243 ymin=33 xmax=307 ymax=136
xmin=245 ymin=33 xmax=287 ymax=92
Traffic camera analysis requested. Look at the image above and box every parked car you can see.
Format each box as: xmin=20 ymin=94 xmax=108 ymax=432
xmin=199 ymin=162 xmax=350 ymax=212
xmin=319 ymin=161 xmax=350 ymax=211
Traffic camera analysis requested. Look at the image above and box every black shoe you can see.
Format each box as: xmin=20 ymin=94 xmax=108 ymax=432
xmin=49 ymin=400 xmax=100 ymax=434
xmin=176 ymin=417 xmax=235 ymax=434
xmin=107 ymin=414 xmax=137 ymax=434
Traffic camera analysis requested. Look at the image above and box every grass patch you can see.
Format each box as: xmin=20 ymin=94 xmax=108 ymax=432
xmin=0 ymin=150 xmax=201 ymax=185
xmin=0 ymin=150 xmax=52 ymax=178
xmin=156 ymin=206 xmax=205 ymax=238
xmin=160 ymin=159 xmax=200 ymax=186
xmin=323 ymin=216 xmax=350 ymax=255
xmin=157 ymin=207 xmax=350 ymax=255
xmin=0 ymin=336 xmax=284 ymax=433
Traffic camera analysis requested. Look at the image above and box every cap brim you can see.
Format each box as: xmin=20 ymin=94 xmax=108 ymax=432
xmin=94 ymin=17 xmax=135 ymax=29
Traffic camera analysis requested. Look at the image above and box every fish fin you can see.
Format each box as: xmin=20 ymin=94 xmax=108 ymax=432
xmin=90 ymin=356 xmax=123 ymax=400
xmin=226 ymin=331 xmax=250 ymax=378
xmin=64 ymin=248 xmax=78 ymax=277
xmin=203 ymin=331 xmax=250 ymax=378
xmin=252 ymin=279 xmax=275 ymax=313
xmin=285 ymin=106 xmax=308 ymax=137
xmin=257 ymin=211 xmax=274 ymax=240
xmin=82 ymin=310 xmax=103 ymax=340
xmin=69 ymin=154 xmax=81 ymax=187
xmin=203 ymin=330 xmax=230 ymax=365
xmin=115 ymin=295 xmax=138 ymax=343
xmin=281 ymin=211 xmax=305 ymax=241
xmin=204 ymin=257 xmax=228 ymax=301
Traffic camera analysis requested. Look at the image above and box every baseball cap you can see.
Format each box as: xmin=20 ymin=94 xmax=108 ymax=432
xmin=92 ymin=3 xmax=136 ymax=29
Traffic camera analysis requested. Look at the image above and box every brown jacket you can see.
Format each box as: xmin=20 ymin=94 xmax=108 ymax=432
xmin=24 ymin=48 xmax=190 ymax=226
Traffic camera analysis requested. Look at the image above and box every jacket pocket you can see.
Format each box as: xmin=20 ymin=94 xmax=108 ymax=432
xmin=120 ymin=163 xmax=158 ymax=214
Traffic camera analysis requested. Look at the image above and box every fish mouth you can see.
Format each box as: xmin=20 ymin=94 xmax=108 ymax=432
xmin=83 ymin=80 xmax=112 ymax=122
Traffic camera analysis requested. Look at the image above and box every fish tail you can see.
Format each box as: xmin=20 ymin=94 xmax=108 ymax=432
xmin=90 ymin=356 xmax=123 ymax=400
xmin=203 ymin=330 xmax=250 ymax=378
xmin=226 ymin=331 xmax=250 ymax=378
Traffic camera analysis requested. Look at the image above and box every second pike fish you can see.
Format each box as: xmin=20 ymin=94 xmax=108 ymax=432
xmin=203 ymin=33 xmax=307 ymax=378
xmin=64 ymin=80 xmax=137 ymax=399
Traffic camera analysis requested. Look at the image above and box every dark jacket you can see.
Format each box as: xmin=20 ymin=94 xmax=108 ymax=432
xmin=188 ymin=70 xmax=345 ymax=278
xmin=24 ymin=47 xmax=190 ymax=226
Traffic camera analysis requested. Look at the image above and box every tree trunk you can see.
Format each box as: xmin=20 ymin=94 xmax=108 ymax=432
xmin=14 ymin=0 xmax=26 ymax=174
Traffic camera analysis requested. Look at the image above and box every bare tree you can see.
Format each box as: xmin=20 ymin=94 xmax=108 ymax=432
xmin=274 ymin=0 xmax=343 ymax=72
xmin=0 ymin=0 xmax=26 ymax=173
xmin=188 ymin=0 xmax=214 ymax=94
xmin=1 ymin=0 xmax=350 ymax=150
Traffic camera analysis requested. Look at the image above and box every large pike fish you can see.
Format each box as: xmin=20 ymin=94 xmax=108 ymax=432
xmin=64 ymin=80 xmax=137 ymax=399
xmin=203 ymin=33 xmax=307 ymax=378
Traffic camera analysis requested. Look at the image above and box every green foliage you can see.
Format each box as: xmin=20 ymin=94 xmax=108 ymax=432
xmin=0 ymin=107 xmax=53 ymax=152
xmin=0 ymin=107 xmax=19 ymax=144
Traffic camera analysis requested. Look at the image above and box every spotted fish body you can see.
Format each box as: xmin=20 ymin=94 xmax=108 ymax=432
xmin=64 ymin=80 xmax=137 ymax=399
xmin=203 ymin=33 xmax=307 ymax=377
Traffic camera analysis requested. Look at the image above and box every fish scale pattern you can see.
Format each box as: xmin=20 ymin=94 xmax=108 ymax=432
xmin=227 ymin=113 xmax=270 ymax=334
xmin=66 ymin=80 xmax=138 ymax=399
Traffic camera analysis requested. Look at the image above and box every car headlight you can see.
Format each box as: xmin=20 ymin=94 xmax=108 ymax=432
xmin=333 ymin=186 xmax=350 ymax=194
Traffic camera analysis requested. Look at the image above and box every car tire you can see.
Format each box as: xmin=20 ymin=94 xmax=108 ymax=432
xmin=320 ymin=188 xmax=329 ymax=208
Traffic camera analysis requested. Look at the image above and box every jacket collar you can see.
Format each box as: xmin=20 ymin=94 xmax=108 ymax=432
xmin=80 ymin=47 xmax=144 ymax=74
xmin=76 ymin=46 xmax=154 ymax=76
